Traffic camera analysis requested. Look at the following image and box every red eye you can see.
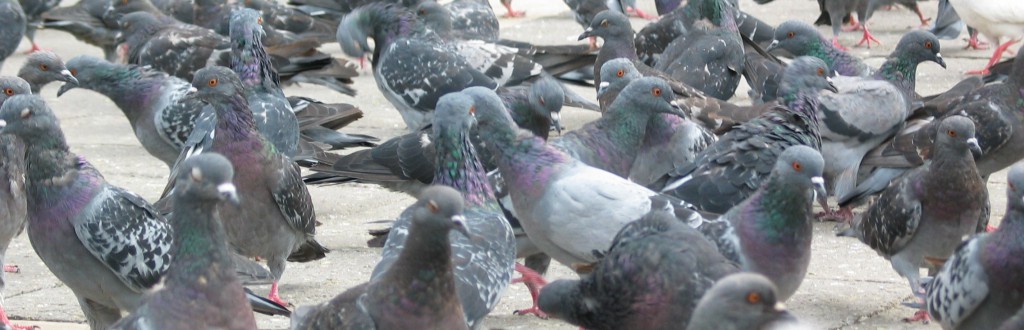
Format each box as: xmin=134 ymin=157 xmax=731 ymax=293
xmin=469 ymin=106 xmax=475 ymax=114
xmin=69 ymin=69 xmax=77 ymax=76
xmin=925 ymin=41 xmax=933 ymax=49
xmin=947 ymin=130 xmax=957 ymax=137
xmin=787 ymin=31 xmax=795 ymax=38
xmin=39 ymin=64 xmax=48 ymax=71
xmin=792 ymin=162 xmax=802 ymax=171
xmin=747 ymin=292 xmax=762 ymax=304
xmin=817 ymin=68 xmax=825 ymax=76
xmin=209 ymin=79 xmax=218 ymax=87
xmin=651 ymin=87 xmax=662 ymax=97
xmin=3 ymin=88 xmax=12 ymax=96
xmin=616 ymin=69 xmax=624 ymax=77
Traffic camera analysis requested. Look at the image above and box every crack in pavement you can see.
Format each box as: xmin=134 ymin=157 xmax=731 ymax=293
xmin=7 ymin=282 xmax=65 ymax=299
xmin=831 ymin=295 xmax=918 ymax=330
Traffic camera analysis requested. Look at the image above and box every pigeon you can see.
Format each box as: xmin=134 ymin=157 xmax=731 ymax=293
xmin=948 ymin=0 xmax=1024 ymax=74
xmin=596 ymin=58 xmax=644 ymax=111
xmin=854 ymin=0 xmax=934 ymax=49
xmin=926 ymin=161 xmax=1024 ymax=329
xmin=16 ymin=51 xmax=78 ymax=94
xmin=119 ymin=11 xmax=230 ymax=82
xmin=549 ymin=77 xmax=687 ymax=178
xmin=814 ymin=31 xmax=946 ymax=221
xmin=687 ymin=273 xmax=799 ymax=330
xmin=930 ymin=0 xmax=967 ymax=40
xmin=41 ymin=0 xmax=123 ymax=62
xmin=633 ymin=0 xmax=776 ymax=66
xmin=765 ymin=20 xmax=873 ymax=78
xmin=695 ymin=145 xmax=825 ymax=301
xmin=653 ymin=0 xmax=745 ymax=100
xmin=537 ymin=204 xmax=738 ymax=329
xmin=0 ymin=77 xmax=29 ymax=330
xmin=838 ymin=116 xmax=988 ymax=322
xmin=160 ymin=66 xmax=327 ymax=307
xmin=444 ymin=0 xmax=500 ymax=41
xmin=17 ymin=0 xmax=61 ymax=53
xmin=814 ymin=0 xmax=868 ymax=50
xmin=0 ymin=0 xmax=25 ymax=71
xmin=291 ymin=185 xmax=471 ymax=330
xmin=371 ymin=92 xmax=515 ymax=329
xmin=0 ymin=95 xmax=288 ymax=328
xmin=109 ymin=153 xmax=257 ymax=330
xmin=661 ymin=57 xmax=837 ymax=214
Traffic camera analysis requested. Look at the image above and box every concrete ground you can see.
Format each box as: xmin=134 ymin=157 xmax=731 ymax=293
xmin=0 ymin=0 xmax=1006 ymax=329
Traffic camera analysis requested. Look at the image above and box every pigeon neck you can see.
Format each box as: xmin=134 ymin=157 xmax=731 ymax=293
xmin=748 ymin=174 xmax=814 ymax=243
xmin=231 ymin=29 xmax=281 ymax=92
xmin=16 ymin=72 xmax=46 ymax=95
xmin=382 ymin=222 xmax=459 ymax=310
xmin=432 ymin=126 xmax=498 ymax=208
xmin=602 ymin=100 xmax=656 ymax=153
xmin=164 ymin=197 xmax=235 ymax=286
xmin=779 ymin=85 xmax=823 ymax=119
xmin=92 ymin=66 xmax=163 ymax=124
xmin=874 ymin=56 xmax=919 ymax=96
xmin=22 ymin=131 xmax=76 ymax=185
xmin=508 ymin=101 xmax=552 ymax=140
xmin=368 ymin=5 xmax=418 ymax=65
xmin=212 ymin=94 xmax=259 ymax=139
xmin=487 ymin=125 xmax=572 ymax=197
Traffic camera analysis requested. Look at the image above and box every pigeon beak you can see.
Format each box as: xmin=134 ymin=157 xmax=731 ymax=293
xmin=0 ymin=119 xmax=6 ymax=132
xmin=57 ymin=81 xmax=76 ymax=97
xmin=187 ymin=86 xmax=198 ymax=96
xmin=774 ymin=302 xmax=787 ymax=312
xmin=765 ymin=40 xmax=780 ymax=52
xmin=597 ymin=81 xmax=611 ymax=97
xmin=967 ymin=137 xmax=982 ymax=158
xmin=667 ymin=100 xmax=688 ymax=118
xmin=811 ymin=176 xmax=827 ymax=199
xmin=217 ymin=182 xmax=241 ymax=206
xmin=935 ymin=53 xmax=947 ymax=68
xmin=578 ymin=27 xmax=593 ymax=41
xmin=550 ymin=112 xmax=562 ymax=135
xmin=825 ymin=77 xmax=839 ymax=93
xmin=451 ymin=214 xmax=472 ymax=239
xmin=60 ymin=70 xmax=79 ymax=85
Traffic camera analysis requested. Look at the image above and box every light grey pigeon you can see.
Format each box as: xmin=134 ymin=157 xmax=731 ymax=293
xmin=16 ymin=51 xmax=77 ymax=94
xmin=0 ymin=0 xmax=25 ymax=71
xmin=688 ymin=273 xmax=800 ymax=330
xmin=839 ymin=116 xmax=988 ymax=323
xmin=925 ymin=161 xmax=1024 ymax=328
xmin=0 ymin=77 xmax=29 ymax=330
xmin=109 ymin=153 xmax=257 ymax=330
xmin=292 ymin=185 xmax=471 ymax=330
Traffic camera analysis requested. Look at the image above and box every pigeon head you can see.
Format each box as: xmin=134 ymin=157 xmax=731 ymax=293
xmin=412 ymin=185 xmax=470 ymax=239
xmin=597 ymin=58 xmax=641 ymax=98
xmin=772 ymin=145 xmax=825 ymax=194
xmin=782 ymin=56 xmax=838 ymax=94
xmin=766 ymin=21 xmax=824 ymax=54
xmin=611 ymin=77 xmax=687 ymax=118
xmin=0 ymin=95 xmax=60 ymax=141
xmin=464 ymin=86 xmax=517 ymax=134
xmin=18 ymin=51 xmax=78 ymax=93
xmin=338 ymin=3 xmax=415 ymax=59
xmin=578 ymin=10 xmax=633 ymax=41
xmin=118 ymin=11 xmax=162 ymax=37
xmin=892 ymin=31 xmax=946 ymax=69
xmin=690 ymin=273 xmax=794 ymax=330
xmin=231 ymin=8 xmax=266 ymax=40
xmin=190 ymin=66 xmax=246 ymax=102
xmin=415 ymin=1 xmax=453 ymax=36
xmin=434 ymin=92 xmax=475 ymax=134
xmin=537 ymin=279 xmax=585 ymax=324
xmin=687 ymin=0 xmax=736 ymax=25
xmin=529 ymin=78 xmax=564 ymax=134
xmin=1007 ymin=162 xmax=1024 ymax=210
xmin=176 ymin=153 xmax=240 ymax=206
xmin=935 ymin=116 xmax=982 ymax=158
xmin=0 ymin=77 xmax=31 ymax=106
xmin=57 ymin=55 xmax=123 ymax=97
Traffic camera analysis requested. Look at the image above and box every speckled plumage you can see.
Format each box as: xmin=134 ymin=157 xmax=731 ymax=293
xmin=40 ymin=0 xmax=121 ymax=62
xmin=654 ymin=0 xmax=744 ymax=100
xmin=120 ymin=11 xmax=229 ymax=82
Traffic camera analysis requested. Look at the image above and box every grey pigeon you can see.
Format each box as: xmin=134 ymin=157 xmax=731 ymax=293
xmin=371 ymin=92 xmax=515 ymax=329
xmin=0 ymin=0 xmax=25 ymax=71
xmin=17 ymin=0 xmax=61 ymax=53
xmin=40 ymin=0 xmax=120 ymax=62
xmin=596 ymin=58 xmax=643 ymax=111
xmin=160 ymin=66 xmax=327 ymax=307
xmin=766 ymin=20 xmax=873 ymax=78
xmin=119 ymin=11 xmax=230 ymax=82
xmin=0 ymin=77 xmax=28 ymax=330
xmin=292 ymin=185 xmax=471 ymax=330
xmin=839 ymin=116 xmax=987 ymax=322
xmin=661 ymin=57 xmax=837 ymax=214
xmin=653 ymin=0 xmax=744 ymax=100
xmin=696 ymin=145 xmax=825 ymax=301
xmin=443 ymin=0 xmax=499 ymax=41
xmin=930 ymin=0 xmax=966 ymax=40
xmin=109 ymin=153 xmax=257 ymax=330
xmin=925 ymin=161 xmax=1024 ymax=328
xmin=688 ymin=273 xmax=800 ymax=330
xmin=814 ymin=0 xmax=868 ymax=50
xmin=537 ymin=204 xmax=738 ymax=329
xmin=16 ymin=51 xmax=77 ymax=94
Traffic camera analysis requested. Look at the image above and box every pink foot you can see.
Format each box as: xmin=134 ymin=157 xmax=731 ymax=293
xmin=0 ymin=305 xmax=37 ymax=330
xmin=966 ymin=39 xmax=1019 ymax=75
xmin=815 ymin=207 xmax=854 ymax=223
xmin=986 ymin=225 xmax=998 ymax=232
xmin=842 ymin=15 xmax=862 ymax=32
xmin=267 ymin=282 xmax=290 ymax=307
xmin=3 ymin=265 xmax=18 ymax=273
xmin=513 ymin=305 xmax=548 ymax=318
xmin=964 ymin=32 xmax=990 ymax=50
xmin=512 ymin=263 xmax=548 ymax=319
xmin=501 ymin=1 xmax=525 ymax=17
xmin=625 ymin=7 xmax=657 ymax=20
xmin=22 ymin=43 xmax=47 ymax=55
xmin=903 ymin=310 xmax=931 ymax=323
xmin=856 ymin=25 xmax=882 ymax=48
xmin=831 ymin=36 xmax=849 ymax=51
xmin=588 ymin=36 xmax=599 ymax=51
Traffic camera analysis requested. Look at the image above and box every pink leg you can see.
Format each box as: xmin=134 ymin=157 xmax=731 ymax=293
xmin=964 ymin=31 xmax=990 ymax=50
xmin=913 ymin=7 xmax=931 ymax=27
xmin=3 ymin=265 xmax=18 ymax=273
xmin=267 ymin=282 xmax=290 ymax=307
xmin=966 ymin=39 xmax=1019 ymax=75
xmin=903 ymin=310 xmax=931 ymax=323
xmin=815 ymin=206 xmax=855 ymax=223
xmin=856 ymin=24 xmax=882 ymax=48
xmin=986 ymin=225 xmax=998 ymax=232
xmin=511 ymin=263 xmax=548 ymax=319
xmin=21 ymin=42 xmax=45 ymax=54
xmin=625 ymin=7 xmax=657 ymax=20
xmin=832 ymin=36 xmax=849 ymax=51
xmin=0 ymin=305 xmax=36 ymax=330
xmin=501 ymin=1 xmax=525 ymax=18
xmin=842 ymin=14 xmax=862 ymax=32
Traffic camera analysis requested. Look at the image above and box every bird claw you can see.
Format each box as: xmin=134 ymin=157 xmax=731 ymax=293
xmin=964 ymin=36 xmax=990 ymax=50
xmin=986 ymin=225 xmax=998 ymax=232
xmin=831 ymin=37 xmax=849 ymax=51
xmin=964 ymin=68 xmax=991 ymax=75
xmin=501 ymin=10 xmax=526 ymax=18
xmin=856 ymin=29 xmax=882 ymax=48
xmin=267 ymin=282 xmax=292 ymax=307
xmin=902 ymin=310 xmax=931 ymax=324
xmin=3 ymin=264 xmax=19 ymax=273
xmin=513 ymin=306 xmax=549 ymax=319
xmin=815 ymin=208 xmax=854 ymax=223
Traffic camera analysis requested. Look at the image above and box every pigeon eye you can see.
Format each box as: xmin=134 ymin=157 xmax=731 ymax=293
xmin=787 ymin=31 xmax=795 ymax=38
xmin=427 ymin=200 xmax=439 ymax=213
xmin=651 ymin=87 xmax=662 ymax=97
xmin=792 ymin=161 xmax=802 ymax=171
xmin=469 ymin=106 xmax=475 ymax=115
xmin=947 ymin=130 xmax=957 ymax=137
xmin=817 ymin=68 xmax=825 ymax=76
xmin=39 ymin=64 xmax=48 ymax=71
xmin=616 ymin=69 xmax=624 ymax=77
xmin=746 ymin=292 xmax=761 ymax=304
xmin=925 ymin=41 xmax=933 ymax=49
xmin=209 ymin=79 xmax=218 ymax=87
xmin=69 ymin=69 xmax=77 ymax=76
xmin=257 ymin=17 xmax=263 ymax=25
xmin=600 ymin=19 xmax=609 ymax=27
xmin=3 ymin=88 xmax=12 ymax=96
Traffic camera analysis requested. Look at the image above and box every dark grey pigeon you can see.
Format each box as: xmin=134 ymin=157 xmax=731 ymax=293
xmin=687 ymin=273 xmax=800 ymax=330
xmin=926 ymin=161 xmax=1024 ymax=329
xmin=159 ymin=66 xmax=327 ymax=307
xmin=537 ymin=204 xmax=738 ymax=329
xmin=857 ymin=0 xmax=934 ymax=48
xmin=16 ymin=51 xmax=77 ymax=94
xmin=839 ymin=116 xmax=987 ymax=322
xmin=109 ymin=153 xmax=258 ymax=330
xmin=444 ymin=0 xmax=499 ymax=41
xmin=119 ymin=11 xmax=230 ymax=82
xmin=17 ymin=0 xmax=61 ymax=53
xmin=371 ymin=92 xmax=515 ymax=329
xmin=0 ymin=76 xmax=28 ymax=330
xmin=1000 ymin=307 xmax=1024 ymax=330
xmin=0 ymin=0 xmax=26 ymax=71
xmin=41 ymin=0 xmax=120 ymax=61
xmin=814 ymin=0 xmax=868 ymax=50
xmin=292 ymin=185 xmax=471 ymax=330
xmin=766 ymin=20 xmax=873 ymax=78
xmin=661 ymin=57 xmax=837 ymax=214
xmin=694 ymin=145 xmax=825 ymax=301
xmin=654 ymin=0 xmax=744 ymax=100
xmin=596 ymin=58 xmax=643 ymax=112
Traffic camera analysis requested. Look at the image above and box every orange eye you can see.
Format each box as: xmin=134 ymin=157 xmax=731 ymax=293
xmin=257 ymin=17 xmax=263 ymax=25
xmin=469 ymin=106 xmax=475 ymax=114
xmin=787 ymin=31 xmax=795 ymax=38
xmin=817 ymin=68 xmax=825 ymax=76
xmin=209 ymin=79 xmax=218 ymax=87
xmin=948 ymin=130 xmax=957 ymax=137
xmin=747 ymin=292 xmax=761 ymax=304
xmin=651 ymin=87 xmax=662 ymax=97
xmin=925 ymin=41 xmax=933 ymax=49
xmin=3 ymin=88 xmax=12 ymax=96
xmin=69 ymin=69 xmax=77 ymax=76
xmin=792 ymin=161 xmax=802 ymax=172
xmin=39 ymin=64 xmax=48 ymax=71
xmin=600 ymin=19 xmax=609 ymax=27
xmin=616 ymin=69 xmax=624 ymax=77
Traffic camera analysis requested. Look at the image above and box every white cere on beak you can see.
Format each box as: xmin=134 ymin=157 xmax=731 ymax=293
xmin=812 ymin=177 xmax=825 ymax=185
xmin=217 ymin=183 xmax=237 ymax=195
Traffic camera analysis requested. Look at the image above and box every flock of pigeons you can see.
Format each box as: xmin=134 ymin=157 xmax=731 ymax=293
xmin=0 ymin=0 xmax=1021 ymax=329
